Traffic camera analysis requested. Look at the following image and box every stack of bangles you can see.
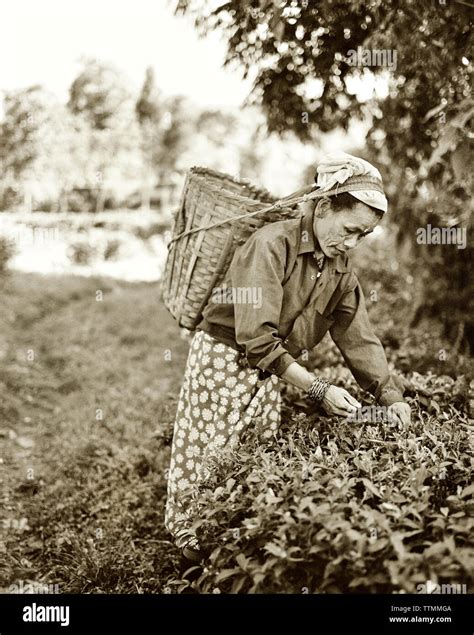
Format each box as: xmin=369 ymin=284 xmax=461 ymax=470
xmin=307 ymin=377 xmax=331 ymax=402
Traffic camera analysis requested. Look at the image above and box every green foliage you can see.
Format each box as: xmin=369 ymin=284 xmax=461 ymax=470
xmin=175 ymin=0 xmax=471 ymax=146
xmin=136 ymin=67 xmax=162 ymax=126
xmin=0 ymin=77 xmax=143 ymax=212
xmin=175 ymin=0 xmax=473 ymax=345
xmin=68 ymin=58 xmax=131 ymax=131
xmin=67 ymin=241 xmax=98 ymax=265
xmin=0 ymin=272 xmax=185 ymax=593
xmin=173 ymin=396 xmax=472 ymax=594
xmin=0 ymin=86 xmax=49 ymax=178
xmin=135 ymin=67 xmax=194 ymax=201
xmin=0 ymin=237 xmax=15 ymax=274
xmin=1 ymin=272 xmax=472 ymax=594
xmin=104 ymin=239 xmax=122 ymax=261
xmin=0 ymin=61 xmax=225 ymax=212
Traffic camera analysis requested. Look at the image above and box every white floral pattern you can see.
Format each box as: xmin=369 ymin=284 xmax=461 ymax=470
xmin=164 ymin=329 xmax=281 ymax=540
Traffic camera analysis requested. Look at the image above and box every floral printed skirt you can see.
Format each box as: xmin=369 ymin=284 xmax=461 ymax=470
xmin=164 ymin=329 xmax=281 ymax=548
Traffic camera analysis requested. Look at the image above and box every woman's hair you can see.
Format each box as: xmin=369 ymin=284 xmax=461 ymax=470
xmin=329 ymin=191 xmax=384 ymax=218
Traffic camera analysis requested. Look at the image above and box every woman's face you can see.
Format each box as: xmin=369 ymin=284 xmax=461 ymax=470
xmin=313 ymin=200 xmax=381 ymax=258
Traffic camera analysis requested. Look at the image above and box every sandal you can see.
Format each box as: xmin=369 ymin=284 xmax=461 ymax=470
xmin=175 ymin=529 xmax=205 ymax=563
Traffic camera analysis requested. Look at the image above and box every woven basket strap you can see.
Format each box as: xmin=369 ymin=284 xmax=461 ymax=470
xmin=167 ymin=176 xmax=382 ymax=247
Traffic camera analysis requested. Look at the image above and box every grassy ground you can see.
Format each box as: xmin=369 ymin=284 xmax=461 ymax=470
xmin=0 ymin=269 xmax=472 ymax=594
xmin=1 ymin=271 xmax=187 ymax=593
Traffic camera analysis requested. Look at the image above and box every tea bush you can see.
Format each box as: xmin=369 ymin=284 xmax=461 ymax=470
xmin=172 ymin=376 xmax=473 ymax=594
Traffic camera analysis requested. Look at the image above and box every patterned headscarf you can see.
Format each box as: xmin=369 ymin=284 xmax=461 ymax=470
xmin=315 ymin=152 xmax=388 ymax=213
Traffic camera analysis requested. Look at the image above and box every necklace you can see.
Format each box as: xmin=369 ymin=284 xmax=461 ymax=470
xmin=313 ymin=252 xmax=325 ymax=278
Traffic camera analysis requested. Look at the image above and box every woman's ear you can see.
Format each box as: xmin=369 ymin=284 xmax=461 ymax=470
xmin=314 ymin=196 xmax=332 ymax=219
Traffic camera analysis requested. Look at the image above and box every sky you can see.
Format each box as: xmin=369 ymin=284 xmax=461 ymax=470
xmin=0 ymin=0 xmax=255 ymax=107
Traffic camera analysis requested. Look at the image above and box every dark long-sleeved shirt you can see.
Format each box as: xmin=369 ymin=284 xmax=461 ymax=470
xmin=197 ymin=205 xmax=405 ymax=407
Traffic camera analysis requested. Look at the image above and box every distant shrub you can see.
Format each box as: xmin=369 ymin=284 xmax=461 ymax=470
xmin=173 ymin=395 xmax=473 ymax=594
xmin=67 ymin=241 xmax=98 ymax=265
xmin=34 ymin=198 xmax=57 ymax=212
xmin=66 ymin=188 xmax=97 ymax=213
xmin=133 ymin=222 xmax=169 ymax=240
xmin=103 ymin=192 xmax=126 ymax=211
xmin=0 ymin=186 xmax=22 ymax=211
xmin=0 ymin=236 xmax=16 ymax=274
xmin=65 ymin=188 xmax=129 ymax=213
xmin=104 ymin=239 xmax=122 ymax=260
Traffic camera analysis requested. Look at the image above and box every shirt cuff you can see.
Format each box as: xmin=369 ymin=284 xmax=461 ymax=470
xmin=375 ymin=374 xmax=406 ymax=407
xmin=253 ymin=349 xmax=296 ymax=378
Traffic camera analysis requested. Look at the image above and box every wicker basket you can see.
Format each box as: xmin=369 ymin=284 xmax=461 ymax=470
xmin=161 ymin=166 xmax=320 ymax=330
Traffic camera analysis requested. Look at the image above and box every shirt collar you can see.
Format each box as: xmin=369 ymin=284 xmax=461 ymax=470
xmin=298 ymin=206 xmax=351 ymax=273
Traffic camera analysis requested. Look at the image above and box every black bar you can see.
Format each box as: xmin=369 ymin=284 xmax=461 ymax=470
xmin=0 ymin=593 xmax=472 ymax=634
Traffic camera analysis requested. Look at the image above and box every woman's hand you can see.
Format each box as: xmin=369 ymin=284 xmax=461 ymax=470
xmin=387 ymin=402 xmax=411 ymax=426
xmin=321 ymin=385 xmax=361 ymax=417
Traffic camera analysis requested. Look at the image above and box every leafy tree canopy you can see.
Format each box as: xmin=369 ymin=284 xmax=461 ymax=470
xmin=174 ymin=0 xmax=471 ymax=176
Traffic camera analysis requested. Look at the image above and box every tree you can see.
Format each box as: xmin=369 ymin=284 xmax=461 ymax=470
xmin=238 ymin=119 xmax=266 ymax=180
xmin=68 ymin=58 xmax=142 ymax=212
xmin=180 ymin=108 xmax=240 ymax=173
xmin=68 ymin=58 xmax=131 ymax=130
xmin=136 ymin=67 xmax=164 ymax=209
xmin=135 ymin=69 xmax=191 ymax=208
xmin=0 ymin=86 xmax=56 ymax=210
xmin=136 ymin=67 xmax=162 ymax=126
xmin=175 ymin=0 xmax=473 ymax=349
xmin=155 ymin=95 xmax=190 ymax=182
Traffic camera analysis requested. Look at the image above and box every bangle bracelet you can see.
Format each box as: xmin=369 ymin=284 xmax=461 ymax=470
xmin=307 ymin=378 xmax=331 ymax=402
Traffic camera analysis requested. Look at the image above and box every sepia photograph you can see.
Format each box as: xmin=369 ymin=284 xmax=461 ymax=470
xmin=0 ymin=0 xmax=472 ymax=633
